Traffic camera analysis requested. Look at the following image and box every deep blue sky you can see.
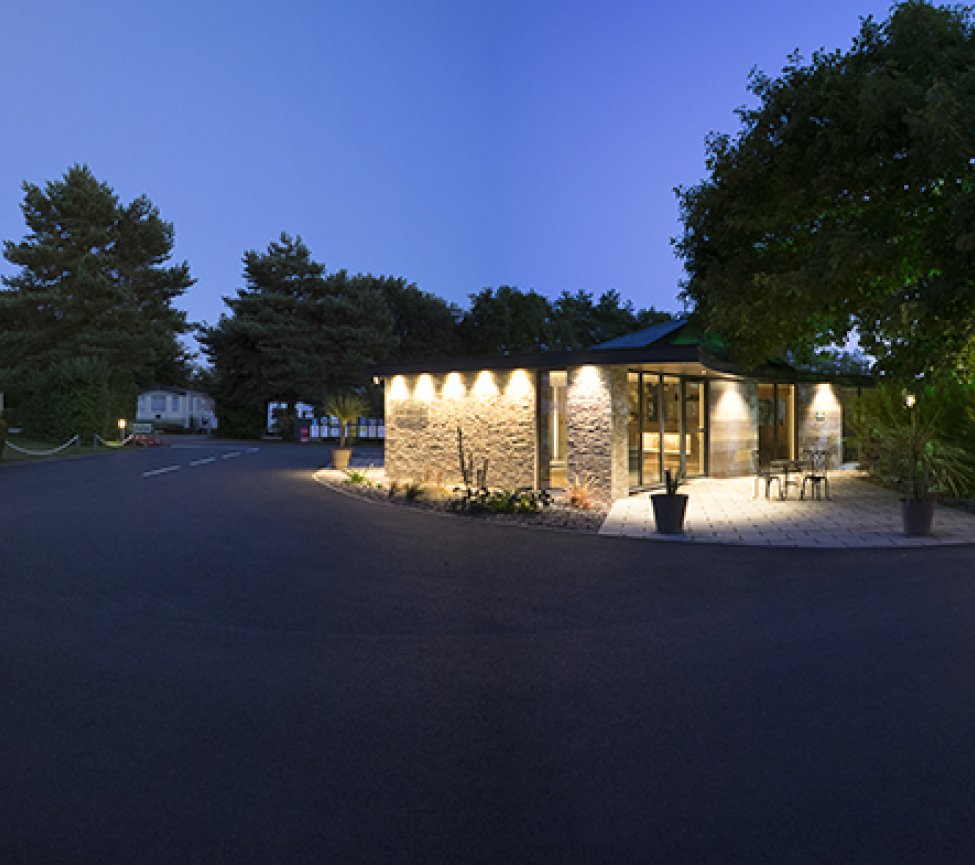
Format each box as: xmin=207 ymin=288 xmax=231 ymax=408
xmin=0 ymin=0 xmax=892 ymax=356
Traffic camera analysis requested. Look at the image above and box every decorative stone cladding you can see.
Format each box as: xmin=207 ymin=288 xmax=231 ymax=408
xmin=708 ymin=379 xmax=758 ymax=477
xmin=796 ymin=383 xmax=843 ymax=468
xmin=384 ymin=370 xmax=536 ymax=489
xmin=565 ymin=366 xmax=629 ymax=500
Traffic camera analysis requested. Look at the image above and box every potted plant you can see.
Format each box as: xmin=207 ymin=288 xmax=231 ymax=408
xmin=651 ymin=468 xmax=688 ymax=534
xmin=321 ymin=394 xmax=369 ymax=471
xmin=855 ymin=384 xmax=971 ymax=537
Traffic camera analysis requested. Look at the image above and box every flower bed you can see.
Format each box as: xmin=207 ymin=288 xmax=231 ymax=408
xmin=314 ymin=469 xmax=609 ymax=534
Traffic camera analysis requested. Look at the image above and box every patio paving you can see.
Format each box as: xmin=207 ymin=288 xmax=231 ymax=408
xmin=600 ymin=470 xmax=975 ymax=548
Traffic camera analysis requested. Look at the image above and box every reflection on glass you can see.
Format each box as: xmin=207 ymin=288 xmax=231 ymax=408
xmin=661 ymin=377 xmax=682 ymax=477
xmin=628 ymin=372 xmax=640 ymax=488
xmin=642 ymin=374 xmax=660 ymax=485
xmin=538 ymin=371 xmax=567 ymax=489
xmin=758 ymin=383 xmax=794 ymax=461
xmin=685 ymin=381 xmax=705 ymax=476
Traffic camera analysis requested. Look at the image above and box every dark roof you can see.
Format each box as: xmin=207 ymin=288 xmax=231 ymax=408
xmin=367 ymin=319 xmax=873 ymax=386
xmin=591 ymin=319 xmax=688 ymax=349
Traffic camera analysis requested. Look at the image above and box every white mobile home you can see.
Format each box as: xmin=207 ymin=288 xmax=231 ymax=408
xmin=137 ymin=387 xmax=218 ymax=433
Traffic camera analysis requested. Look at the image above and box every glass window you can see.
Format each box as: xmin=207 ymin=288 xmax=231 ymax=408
xmin=171 ymin=396 xmax=181 ymax=412
xmin=538 ymin=371 xmax=567 ymax=489
xmin=151 ymin=396 xmax=165 ymax=413
xmin=628 ymin=372 xmax=641 ymax=488
xmin=641 ymin=374 xmax=661 ymax=485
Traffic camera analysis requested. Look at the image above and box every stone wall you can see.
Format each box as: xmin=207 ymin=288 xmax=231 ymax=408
xmin=796 ymin=382 xmax=843 ymax=468
xmin=708 ymin=379 xmax=758 ymax=477
xmin=565 ymin=366 xmax=629 ymax=500
xmin=384 ymin=370 xmax=536 ymax=489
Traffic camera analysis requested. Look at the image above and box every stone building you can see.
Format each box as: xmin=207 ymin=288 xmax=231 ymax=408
xmin=369 ymin=320 xmax=866 ymax=500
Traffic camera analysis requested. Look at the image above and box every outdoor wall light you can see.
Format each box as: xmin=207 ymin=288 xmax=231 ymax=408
xmin=812 ymin=383 xmax=839 ymax=413
xmin=506 ymin=369 xmax=532 ymax=399
xmin=389 ymin=375 xmax=409 ymax=400
xmin=415 ymin=374 xmax=436 ymax=401
xmin=714 ymin=384 xmax=750 ymax=421
xmin=442 ymin=372 xmax=465 ymax=399
xmin=573 ymin=365 xmax=603 ymax=395
xmin=473 ymin=370 xmax=498 ymax=398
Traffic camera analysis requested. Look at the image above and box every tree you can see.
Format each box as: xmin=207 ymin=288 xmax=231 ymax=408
xmin=456 ymin=285 xmax=674 ymax=354
xmin=674 ymin=1 xmax=975 ymax=377
xmin=0 ymin=164 xmax=193 ymax=388
xmin=378 ymin=278 xmax=462 ymax=361
xmin=457 ymin=286 xmax=557 ymax=354
xmin=198 ymin=233 xmax=393 ymax=413
xmin=552 ymin=289 xmax=674 ymax=348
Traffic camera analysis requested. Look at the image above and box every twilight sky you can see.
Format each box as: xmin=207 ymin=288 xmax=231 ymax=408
xmin=0 ymin=0 xmax=891 ymax=357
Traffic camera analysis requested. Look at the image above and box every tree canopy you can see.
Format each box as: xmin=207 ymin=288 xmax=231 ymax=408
xmin=457 ymin=286 xmax=673 ymax=354
xmin=674 ymin=1 xmax=975 ymax=377
xmin=198 ymin=233 xmax=393 ymax=411
xmin=0 ymin=164 xmax=193 ymax=388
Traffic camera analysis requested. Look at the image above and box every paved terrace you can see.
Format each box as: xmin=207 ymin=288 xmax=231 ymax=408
xmin=601 ymin=470 xmax=975 ymax=548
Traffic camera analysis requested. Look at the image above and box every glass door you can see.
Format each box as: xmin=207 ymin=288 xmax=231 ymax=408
xmin=684 ymin=380 xmax=706 ymax=477
xmin=642 ymin=374 xmax=661 ymax=486
xmin=627 ymin=372 xmax=707 ymax=489
xmin=758 ymin=383 xmax=795 ymax=462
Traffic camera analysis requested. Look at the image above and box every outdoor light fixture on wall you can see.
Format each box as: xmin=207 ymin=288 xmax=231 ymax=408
xmin=506 ymin=369 xmax=532 ymax=399
xmin=415 ymin=374 xmax=436 ymax=402
xmin=473 ymin=370 xmax=498 ymax=398
xmin=389 ymin=376 xmax=409 ymax=400
xmin=442 ymin=372 xmax=465 ymax=399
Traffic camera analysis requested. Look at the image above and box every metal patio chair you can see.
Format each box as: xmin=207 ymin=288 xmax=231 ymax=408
xmin=801 ymin=449 xmax=831 ymax=501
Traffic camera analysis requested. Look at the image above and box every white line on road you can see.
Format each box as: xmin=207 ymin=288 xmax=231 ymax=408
xmin=143 ymin=465 xmax=181 ymax=477
xmin=245 ymin=448 xmax=260 ymax=453
xmin=221 ymin=451 xmax=242 ymax=459
xmin=190 ymin=457 xmax=217 ymax=466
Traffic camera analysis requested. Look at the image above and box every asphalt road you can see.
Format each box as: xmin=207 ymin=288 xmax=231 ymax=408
xmin=2 ymin=442 xmax=975 ymax=864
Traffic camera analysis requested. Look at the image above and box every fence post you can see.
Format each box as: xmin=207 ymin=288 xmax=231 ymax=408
xmin=93 ymin=433 xmax=98 ymax=452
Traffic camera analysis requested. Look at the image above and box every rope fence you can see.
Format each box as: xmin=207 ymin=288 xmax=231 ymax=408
xmin=4 ymin=434 xmax=80 ymax=457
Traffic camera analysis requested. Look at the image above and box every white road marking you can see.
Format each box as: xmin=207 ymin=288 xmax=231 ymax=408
xmin=190 ymin=457 xmax=216 ymax=466
xmin=245 ymin=447 xmax=260 ymax=453
xmin=221 ymin=451 xmax=242 ymax=459
xmin=143 ymin=465 xmax=181 ymax=477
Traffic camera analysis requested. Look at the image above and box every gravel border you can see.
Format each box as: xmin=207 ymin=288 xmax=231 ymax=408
xmin=313 ymin=470 xmax=609 ymax=534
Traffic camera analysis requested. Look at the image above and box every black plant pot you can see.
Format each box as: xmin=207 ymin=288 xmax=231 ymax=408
xmin=651 ymin=493 xmax=688 ymax=535
xmin=901 ymin=498 xmax=935 ymax=537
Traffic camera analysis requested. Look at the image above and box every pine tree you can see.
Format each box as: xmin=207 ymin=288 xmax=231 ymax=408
xmin=199 ymin=233 xmax=393 ymax=411
xmin=0 ymin=164 xmax=193 ymax=387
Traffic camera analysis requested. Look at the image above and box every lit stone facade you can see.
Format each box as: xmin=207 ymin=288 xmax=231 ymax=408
xmin=708 ymin=379 xmax=759 ymax=477
xmin=383 ymin=365 xmax=849 ymax=498
xmin=384 ymin=370 xmax=537 ymax=490
xmin=796 ymin=383 xmax=843 ymax=467
xmin=565 ymin=366 xmax=629 ymax=500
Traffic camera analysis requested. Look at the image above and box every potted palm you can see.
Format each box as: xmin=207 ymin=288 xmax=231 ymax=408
xmin=321 ymin=394 xmax=369 ymax=471
xmin=651 ymin=468 xmax=688 ymax=534
xmin=856 ymin=384 xmax=971 ymax=537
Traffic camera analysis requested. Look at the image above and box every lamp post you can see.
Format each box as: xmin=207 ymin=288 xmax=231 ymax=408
xmin=118 ymin=418 xmax=127 ymax=442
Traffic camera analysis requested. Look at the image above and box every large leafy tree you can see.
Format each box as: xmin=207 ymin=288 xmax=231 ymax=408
xmin=0 ymin=164 xmax=193 ymax=387
xmin=674 ymin=1 xmax=975 ymax=377
xmin=199 ymin=233 xmax=393 ymax=412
